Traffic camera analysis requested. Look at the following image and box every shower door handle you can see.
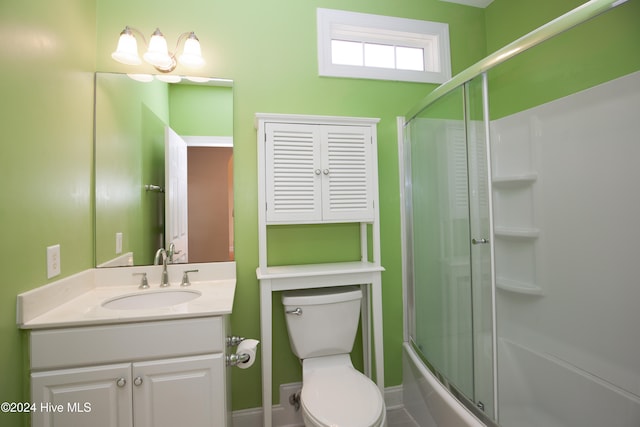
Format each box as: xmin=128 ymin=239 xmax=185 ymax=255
xmin=472 ymin=238 xmax=489 ymax=245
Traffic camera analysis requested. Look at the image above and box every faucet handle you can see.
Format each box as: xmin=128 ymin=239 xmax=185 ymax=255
xmin=180 ymin=269 xmax=199 ymax=287
xmin=133 ymin=272 xmax=149 ymax=289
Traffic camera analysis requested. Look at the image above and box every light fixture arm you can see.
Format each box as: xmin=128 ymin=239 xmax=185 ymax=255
xmin=172 ymin=32 xmax=194 ymax=57
xmin=122 ymin=26 xmax=148 ymax=47
xmin=155 ymin=31 xmax=195 ymax=74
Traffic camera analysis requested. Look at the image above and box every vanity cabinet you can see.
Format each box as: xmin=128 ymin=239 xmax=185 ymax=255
xmin=262 ymin=118 xmax=376 ymax=224
xmin=32 ymin=363 xmax=131 ymax=427
xmin=29 ymin=317 xmax=230 ymax=427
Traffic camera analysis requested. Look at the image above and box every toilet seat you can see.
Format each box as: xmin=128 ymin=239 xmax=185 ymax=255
xmin=301 ymin=356 xmax=385 ymax=427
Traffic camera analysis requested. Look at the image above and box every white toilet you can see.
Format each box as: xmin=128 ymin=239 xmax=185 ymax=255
xmin=282 ymin=286 xmax=386 ymax=427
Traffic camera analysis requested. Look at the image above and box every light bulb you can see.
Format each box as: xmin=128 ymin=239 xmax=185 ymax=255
xmin=111 ymin=27 xmax=142 ymax=65
xmin=143 ymin=28 xmax=173 ymax=68
xmin=178 ymin=32 xmax=205 ymax=68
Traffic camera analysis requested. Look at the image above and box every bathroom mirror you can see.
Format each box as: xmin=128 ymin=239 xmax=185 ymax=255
xmin=94 ymin=72 xmax=233 ymax=267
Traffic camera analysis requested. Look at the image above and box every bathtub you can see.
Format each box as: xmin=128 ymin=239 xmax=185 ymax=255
xmin=498 ymin=338 xmax=640 ymax=427
xmin=402 ymin=342 xmax=486 ymax=427
xmin=403 ymin=340 xmax=640 ymax=427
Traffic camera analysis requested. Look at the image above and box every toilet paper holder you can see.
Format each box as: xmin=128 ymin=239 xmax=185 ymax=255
xmin=225 ymin=336 xmax=259 ymax=368
xmin=226 ymin=352 xmax=251 ymax=367
xmin=226 ymin=335 xmax=245 ymax=347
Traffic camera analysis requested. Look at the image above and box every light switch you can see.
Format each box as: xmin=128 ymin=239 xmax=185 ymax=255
xmin=47 ymin=244 xmax=61 ymax=278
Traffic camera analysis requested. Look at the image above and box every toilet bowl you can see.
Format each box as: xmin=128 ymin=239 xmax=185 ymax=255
xmin=300 ymin=355 xmax=386 ymax=427
xmin=282 ymin=287 xmax=386 ymax=427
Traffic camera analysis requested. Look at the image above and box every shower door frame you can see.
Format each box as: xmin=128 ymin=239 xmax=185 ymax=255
xmin=398 ymin=74 xmax=498 ymax=425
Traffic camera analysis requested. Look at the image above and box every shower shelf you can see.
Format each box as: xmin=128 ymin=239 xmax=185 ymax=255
xmin=494 ymin=227 xmax=539 ymax=239
xmin=492 ymin=173 xmax=538 ymax=188
xmin=496 ymin=278 xmax=544 ymax=296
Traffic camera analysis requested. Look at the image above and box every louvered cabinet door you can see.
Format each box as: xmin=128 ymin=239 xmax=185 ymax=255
xmin=265 ymin=123 xmax=323 ymax=223
xmin=320 ymin=125 xmax=374 ymax=222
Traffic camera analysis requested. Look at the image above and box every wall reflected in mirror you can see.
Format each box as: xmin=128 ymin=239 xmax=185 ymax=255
xmin=94 ymin=72 xmax=233 ymax=267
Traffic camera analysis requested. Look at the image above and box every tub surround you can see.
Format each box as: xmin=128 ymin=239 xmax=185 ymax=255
xmin=17 ymin=261 xmax=236 ymax=329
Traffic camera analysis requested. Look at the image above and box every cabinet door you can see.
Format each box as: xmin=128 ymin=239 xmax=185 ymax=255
xmin=265 ymin=122 xmax=322 ymax=223
xmin=132 ymin=354 xmax=226 ymax=427
xmin=31 ymin=363 xmax=132 ymax=427
xmin=321 ymin=125 xmax=375 ymax=221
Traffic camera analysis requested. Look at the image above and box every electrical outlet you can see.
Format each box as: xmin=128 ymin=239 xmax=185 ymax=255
xmin=116 ymin=232 xmax=123 ymax=254
xmin=47 ymin=244 xmax=61 ymax=278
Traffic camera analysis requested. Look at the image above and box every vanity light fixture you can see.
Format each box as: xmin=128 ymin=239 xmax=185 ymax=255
xmin=111 ymin=26 xmax=205 ymax=73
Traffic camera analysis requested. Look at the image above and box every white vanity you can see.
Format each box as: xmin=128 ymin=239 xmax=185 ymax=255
xmin=17 ymin=262 xmax=236 ymax=427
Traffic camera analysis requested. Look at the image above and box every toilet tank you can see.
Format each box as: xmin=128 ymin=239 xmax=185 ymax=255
xmin=282 ymin=286 xmax=362 ymax=359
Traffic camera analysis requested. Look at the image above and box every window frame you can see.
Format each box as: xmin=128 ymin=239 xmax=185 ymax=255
xmin=317 ymin=8 xmax=452 ymax=84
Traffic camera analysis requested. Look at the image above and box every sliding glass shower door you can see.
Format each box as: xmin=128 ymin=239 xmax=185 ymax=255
xmin=405 ymin=75 xmax=494 ymax=419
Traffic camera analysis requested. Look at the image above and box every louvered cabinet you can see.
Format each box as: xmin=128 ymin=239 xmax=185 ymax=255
xmin=255 ymin=113 xmax=384 ymax=427
xmin=263 ymin=121 xmax=375 ymax=224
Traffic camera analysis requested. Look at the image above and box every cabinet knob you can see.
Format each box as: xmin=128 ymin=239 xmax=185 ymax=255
xmin=323 ymin=169 xmax=329 ymax=175
xmin=315 ymin=169 xmax=321 ymax=175
xmin=133 ymin=376 xmax=143 ymax=386
xmin=116 ymin=377 xmax=127 ymax=388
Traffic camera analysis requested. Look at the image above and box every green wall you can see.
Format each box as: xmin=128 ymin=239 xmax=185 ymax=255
xmin=484 ymin=0 xmax=640 ymax=118
xmin=3 ymin=0 xmax=638 ymax=425
xmin=0 ymin=1 xmax=96 ymax=426
xmin=169 ymin=84 xmax=233 ymax=136
xmin=95 ymin=0 xmax=487 ymax=410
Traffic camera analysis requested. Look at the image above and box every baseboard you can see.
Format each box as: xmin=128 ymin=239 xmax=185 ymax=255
xmin=232 ymin=383 xmax=404 ymax=427
xmin=385 ymin=384 xmax=404 ymax=410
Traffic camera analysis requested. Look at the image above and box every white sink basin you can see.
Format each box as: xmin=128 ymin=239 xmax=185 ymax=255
xmin=102 ymin=289 xmax=202 ymax=310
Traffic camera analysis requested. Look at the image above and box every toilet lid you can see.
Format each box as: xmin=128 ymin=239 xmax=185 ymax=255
xmin=301 ymin=365 xmax=384 ymax=427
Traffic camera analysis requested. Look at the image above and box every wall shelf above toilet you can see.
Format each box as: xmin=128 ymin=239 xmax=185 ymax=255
xmin=255 ymin=113 xmax=385 ymax=427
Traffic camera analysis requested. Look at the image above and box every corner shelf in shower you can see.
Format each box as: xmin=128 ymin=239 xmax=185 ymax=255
xmin=492 ymin=173 xmax=538 ymax=188
xmin=494 ymin=227 xmax=539 ymax=239
xmin=496 ymin=278 xmax=544 ymax=296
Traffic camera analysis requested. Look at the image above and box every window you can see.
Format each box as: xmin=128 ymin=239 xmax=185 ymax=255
xmin=317 ymin=8 xmax=452 ymax=84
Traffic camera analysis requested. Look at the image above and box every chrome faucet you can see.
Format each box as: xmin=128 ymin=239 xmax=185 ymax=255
xmin=153 ymin=248 xmax=171 ymax=287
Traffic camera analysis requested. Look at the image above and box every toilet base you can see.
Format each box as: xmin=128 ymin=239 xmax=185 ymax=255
xmin=302 ymin=405 xmax=387 ymax=427
xmin=300 ymin=354 xmax=386 ymax=427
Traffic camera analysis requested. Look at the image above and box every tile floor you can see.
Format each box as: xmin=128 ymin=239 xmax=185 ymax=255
xmin=386 ymin=407 xmax=420 ymax=427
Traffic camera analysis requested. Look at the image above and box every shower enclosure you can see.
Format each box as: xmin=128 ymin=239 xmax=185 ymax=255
xmin=401 ymin=1 xmax=640 ymax=425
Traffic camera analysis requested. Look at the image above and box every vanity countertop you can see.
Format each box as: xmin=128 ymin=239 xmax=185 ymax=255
xmin=17 ymin=262 xmax=236 ymax=330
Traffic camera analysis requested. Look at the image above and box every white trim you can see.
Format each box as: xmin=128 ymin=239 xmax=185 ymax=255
xmin=384 ymin=384 xmax=405 ymax=410
xmin=254 ymin=112 xmax=380 ymax=127
xmin=182 ymin=135 xmax=233 ymax=147
xmin=317 ymin=8 xmax=451 ymax=84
